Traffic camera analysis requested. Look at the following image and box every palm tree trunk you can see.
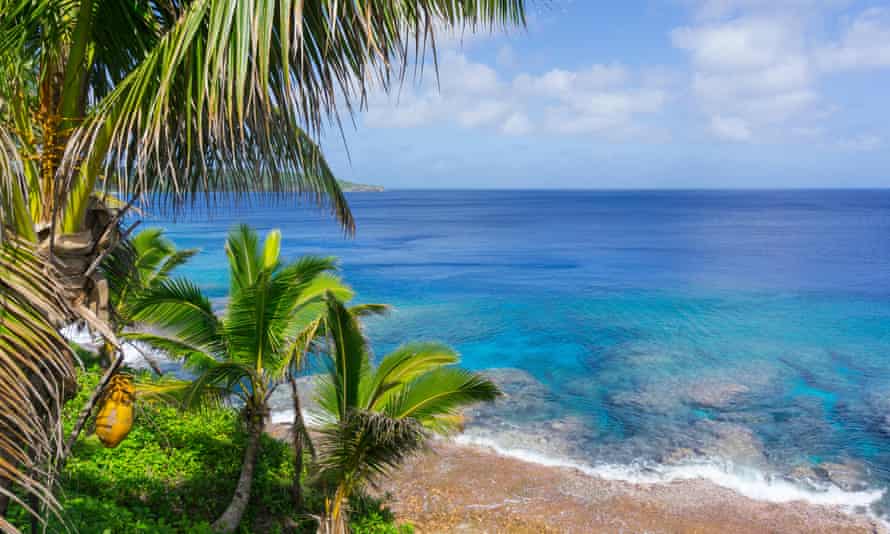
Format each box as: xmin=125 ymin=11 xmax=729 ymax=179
xmin=289 ymin=374 xmax=313 ymax=510
xmin=211 ymin=408 xmax=264 ymax=533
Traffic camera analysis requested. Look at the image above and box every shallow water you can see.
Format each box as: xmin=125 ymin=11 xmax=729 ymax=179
xmin=153 ymin=190 xmax=890 ymax=517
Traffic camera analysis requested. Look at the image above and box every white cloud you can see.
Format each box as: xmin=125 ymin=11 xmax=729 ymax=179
xmin=675 ymin=3 xmax=890 ymax=143
xmin=817 ymin=8 xmax=890 ymax=72
xmin=689 ymin=0 xmax=846 ymax=22
xmin=362 ymin=2 xmax=890 ymax=147
xmin=457 ymin=100 xmax=510 ymax=127
xmin=515 ymin=63 xmax=629 ymax=97
xmin=710 ymin=115 xmax=752 ymax=141
xmin=672 ymin=17 xmax=802 ymax=72
xmin=500 ymin=112 xmax=533 ymax=135
xmin=363 ymin=50 xmax=665 ymax=138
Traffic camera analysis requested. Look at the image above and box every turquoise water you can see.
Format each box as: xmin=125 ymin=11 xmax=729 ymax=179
xmin=155 ymin=190 xmax=890 ymax=516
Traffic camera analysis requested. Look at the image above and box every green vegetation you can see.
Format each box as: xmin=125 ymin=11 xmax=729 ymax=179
xmin=337 ymin=181 xmax=385 ymax=193
xmin=315 ymin=296 xmax=501 ymax=531
xmin=0 ymin=2 xmax=525 ymax=526
xmin=126 ymin=225 xmax=353 ymax=532
xmin=9 ymin=365 xmax=413 ymax=534
xmin=5 ymin=224 xmax=500 ymax=532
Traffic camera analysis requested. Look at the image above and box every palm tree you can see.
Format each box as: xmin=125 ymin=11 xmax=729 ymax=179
xmin=0 ymin=0 xmax=526 ymax=524
xmin=61 ymin=228 xmax=199 ymax=457
xmin=286 ymin=299 xmax=390 ymax=510
xmin=314 ymin=293 xmax=500 ymax=533
xmin=129 ymin=225 xmax=353 ymax=533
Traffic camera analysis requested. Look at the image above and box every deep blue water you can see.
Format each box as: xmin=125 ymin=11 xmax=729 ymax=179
xmin=155 ymin=190 xmax=890 ymax=515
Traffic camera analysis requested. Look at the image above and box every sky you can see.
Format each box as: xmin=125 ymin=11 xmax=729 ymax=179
xmin=320 ymin=0 xmax=890 ymax=189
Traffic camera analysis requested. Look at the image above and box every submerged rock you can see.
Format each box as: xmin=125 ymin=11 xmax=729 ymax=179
xmin=472 ymin=368 xmax=559 ymax=420
xmin=788 ymin=460 xmax=871 ymax=492
xmin=461 ymin=368 xmax=597 ymax=461
xmin=607 ymin=385 xmax=682 ymax=414
xmin=694 ymin=421 xmax=768 ymax=467
xmin=814 ymin=461 xmax=871 ymax=492
xmin=686 ymin=381 xmax=750 ymax=409
xmin=863 ymin=387 xmax=890 ymax=436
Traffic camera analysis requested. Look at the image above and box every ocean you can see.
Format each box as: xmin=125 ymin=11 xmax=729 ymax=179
xmin=149 ymin=190 xmax=890 ymax=519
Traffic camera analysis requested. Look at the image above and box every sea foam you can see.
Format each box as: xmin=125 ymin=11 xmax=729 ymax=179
xmin=453 ymin=434 xmax=886 ymax=511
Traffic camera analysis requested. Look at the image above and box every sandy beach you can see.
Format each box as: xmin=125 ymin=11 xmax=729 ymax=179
xmin=372 ymin=440 xmax=885 ymax=534
xmin=266 ymin=421 xmax=884 ymax=533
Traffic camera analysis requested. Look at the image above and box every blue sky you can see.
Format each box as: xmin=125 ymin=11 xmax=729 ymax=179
xmin=322 ymin=0 xmax=890 ymax=189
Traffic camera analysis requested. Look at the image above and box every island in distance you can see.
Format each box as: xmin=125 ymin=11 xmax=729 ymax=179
xmin=338 ymin=179 xmax=384 ymax=192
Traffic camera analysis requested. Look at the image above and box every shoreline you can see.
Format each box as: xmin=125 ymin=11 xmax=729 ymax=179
xmin=263 ymin=367 xmax=888 ymax=533
xmin=265 ymin=423 xmax=885 ymax=533
xmin=374 ymin=439 xmax=887 ymax=534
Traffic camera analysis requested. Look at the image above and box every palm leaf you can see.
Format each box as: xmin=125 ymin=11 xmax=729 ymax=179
xmin=135 ymin=376 xmax=229 ymax=412
xmin=322 ymin=292 xmax=369 ymax=420
xmin=122 ymin=332 xmax=219 ymax=373
xmin=316 ymin=409 xmax=426 ymax=488
xmin=61 ymin=0 xmax=527 ymax=230
xmin=364 ymin=342 xmax=458 ymax=411
xmin=129 ymin=278 xmax=224 ymax=353
xmin=225 ymin=224 xmax=264 ymax=295
xmin=0 ymin=124 xmax=34 ymax=240
xmin=0 ymin=239 xmax=76 ymax=528
xmin=382 ymin=368 xmax=500 ymax=433
xmin=348 ymin=303 xmax=391 ymax=319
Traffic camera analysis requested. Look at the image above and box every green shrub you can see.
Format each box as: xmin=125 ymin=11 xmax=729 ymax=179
xmin=9 ymin=366 xmax=406 ymax=533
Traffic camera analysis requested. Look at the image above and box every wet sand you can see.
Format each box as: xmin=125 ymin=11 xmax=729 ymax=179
xmin=372 ymin=440 xmax=885 ymax=534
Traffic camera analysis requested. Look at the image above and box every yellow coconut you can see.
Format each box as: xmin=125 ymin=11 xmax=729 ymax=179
xmin=95 ymin=374 xmax=135 ymax=448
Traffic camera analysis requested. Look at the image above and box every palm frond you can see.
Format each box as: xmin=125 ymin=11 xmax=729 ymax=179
xmin=0 ymin=123 xmax=34 ymax=240
xmin=129 ymin=278 xmax=224 ymax=352
xmin=365 ymin=342 xmax=458 ymax=410
xmin=0 ymin=0 xmax=74 ymax=55
xmin=155 ymin=248 xmax=198 ymax=281
xmin=122 ymin=332 xmax=218 ymax=372
xmin=322 ymin=293 xmax=369 ymax=420
xmin=63 ymin=0 xmax=355 ymax=230
xmin=316 ymin=409 xmax=426 ymax=488
xmin=273 ymin=256 xmax=340 ymax=291
xmin=382 ymin=368 xmax=500 ymax=433
xmin=61 ymin=0 xmax=527 ymax=230
xmin=135 ymin=376 xmax=228 ymax=412
xmin=87 ymin=0 xmax=163 ymax=103
xmin=0 ymin=238 xmax=76 ymax=527
xmin=225 ymin=224 xmax=264 ymax=295
xmin=224 ymin=254 xmax=340 ymax=372
xmin=278 ymin=316 xmax=323 ymax=382
xmin=186 ymin=361 xmax=255 ymax=408
xmin=348 ymin=303 xmax=391 ymax=319
xmin=223 ymin=274 xmax=289 ymax=373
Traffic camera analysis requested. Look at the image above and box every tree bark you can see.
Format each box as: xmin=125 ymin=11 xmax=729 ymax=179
xmin=289 ymin=375 xmax=310 ymax=510
xmin=211 ymin=407 xmax=264 ymax=533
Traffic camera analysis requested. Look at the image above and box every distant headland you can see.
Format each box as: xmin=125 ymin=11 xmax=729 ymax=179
xmin=338 ymin=180 xmax=384 ymax=192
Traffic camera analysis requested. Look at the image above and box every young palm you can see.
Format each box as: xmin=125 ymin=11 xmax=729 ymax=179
xmin=314 ymin=294 xmax=501 ymax=532
xmin=128 ymin=225 xmax=352 ymax=533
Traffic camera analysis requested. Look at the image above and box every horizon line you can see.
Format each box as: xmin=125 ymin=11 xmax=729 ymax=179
xmin=365 ymin=186 xmax=890 ymax=191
